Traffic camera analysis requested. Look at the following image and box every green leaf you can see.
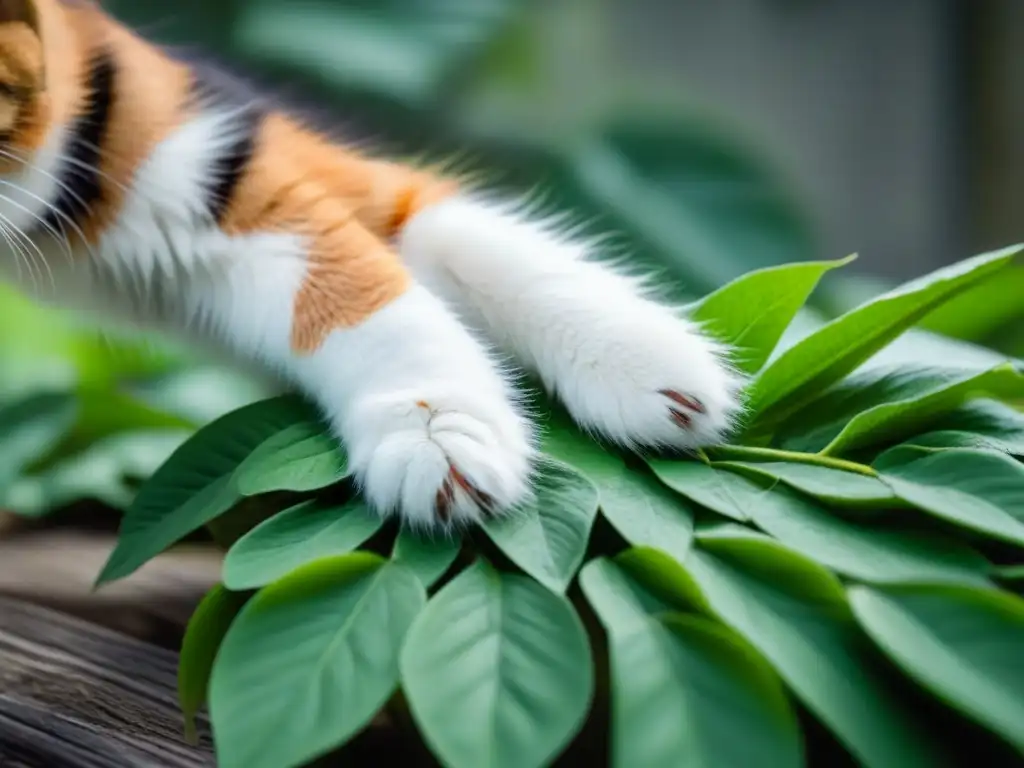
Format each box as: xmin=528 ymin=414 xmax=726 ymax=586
xmin=581 ymin=558 xmax=802 ymax=768
xmin=690 ymin=256 xmax=854 ymax=374
xmin=234 ymin=0 xmax=514 ymax=110
xmin=916 ymin=263 xmax=1024 ymax=342
xmin=541 ymin=409 xmax=694 ymax=562
xmin=97 ymin=396 xmax=316 ymax=585
xmin=648 ymin=459 xmax=757 ymax=521
xmin=994 ymin=565 xmax=1024 ymax=584
xmin=850 ymin=584 xmax=1024 ymax=752
xmin=568 ymin=123 xmax=814 ymax=296
xmin=686 ymin=530 xmax=947 ymax=767
xmin=178 ymin=585 xmax=249 ymax=744
xmin=0 ymin=392 xmax=77 ymax=484
xmin=775 ymin=364 xmax=1024 ymax=456
xmin=234 ymin=420 xmax=346 ymax=496
xmin=209 ymin=553 xmax=425 ymax=768
xmin=400 ymin=560 xmax=593 ymax=768
xmin=716 ymin=460 xmax=898 ymax=508
xmin=600 ymin=465 xmax=697 ymax=564
xmin=3 ymin=430 xmax=188 ymax=517
xmin=745 ymin=245 xmax=1022 ymax=429
xmin=391 ymin=529 xmax=461 ymax=588
xmin=483 ymin=455 xmax=598 ymax=592
xmin=736 ymin=482 xmax=990 ymax=586
xmin=900 ymin=399 xmax=1024 ymax=456
xmin=604 ymin=547 xmax=715 ymax=617
xmin=222 ymin=498 xmax=383 ymax=590
xmin=876 ymin=449 xmax=1024 ymax=545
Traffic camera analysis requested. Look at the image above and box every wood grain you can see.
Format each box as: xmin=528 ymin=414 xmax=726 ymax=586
xmin=0 ymin=596 xmax=215 ymax=767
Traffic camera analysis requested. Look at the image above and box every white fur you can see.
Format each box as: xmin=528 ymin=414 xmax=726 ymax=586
xmin=0 ymin=108 xmax=740 ymax=532
xmin=400 ymin=193 xmax=744 ymax=450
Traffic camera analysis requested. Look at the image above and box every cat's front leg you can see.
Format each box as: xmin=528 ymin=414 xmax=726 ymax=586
xmin=199 ymin=230 xmax=534 ymax=529
xmin=399 ymin=195 xmax=744 ymax=451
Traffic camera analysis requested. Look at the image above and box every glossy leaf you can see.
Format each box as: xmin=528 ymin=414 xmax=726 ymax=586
xmin=648 ymin=459 xmax=758 ymax=521
xmin=97 ymin=396 xmax=315 ymax=585
xmin=686 ymin=531 xmax=946 ymax=767
xmin=900 ymin=399 xmax=1024 ymax=456
xmin=391 ymin=529 xmax=461 ymax=589
xmin=876 ymin=449 xmax=1024 ymax=545
xmin=916 ymin=263 xmax=1024 ymax=342
xmin=178 ymin=585 xmax=249 ymax=743
xmin=745 ymin=245 xmax=1022 ymax=429
xmin=542 ymin=411 xmax=694 ymax=562
xmin=690 ymin=256 xmax=854 ymax=374
xmin=581 ymin=558 xmax=802 ymax=768
xmin=235 ymin=420 xmax=347 ymax=496
xmin=776 ymin=364 xmax=1024 ymax=456
xmin=210 ymin=554 xmax=425 ymax=768
xmin=739 ymin=483 xmax=990 ymax=586
xmin=222 ymin=498 xmax=383 ymax=590
xmin=716 ymin=460 xmax=898 ymax=508
xmin=600 ymin=547 xmax=714 ymax=618
xmin=483 ymin=455 xmax=599 ymax=592
xmin=401 ymin=561 xmax=593 ymax=768
xmin=850 ymin=584 xmax=1024 ymax=752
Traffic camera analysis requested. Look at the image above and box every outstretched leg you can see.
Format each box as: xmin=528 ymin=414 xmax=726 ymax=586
xmin=397 ymin=193 xmax=743 ymax=450
xmin=196 ymin=215 xmax=534 ymax=528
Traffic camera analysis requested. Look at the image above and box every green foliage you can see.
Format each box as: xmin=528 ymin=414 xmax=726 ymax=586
xmin=581 ymin=555 xmax=803 ymax=768
xmin=208 ymin=553 xmax=425 ymax=768
xmin=400 ymin=561 xmax=593 ymax=768
xmin=76 ymin=248 xmax=1024 ymax=767
xmin=1 ymin=2 xmax=1023 ymax=766
xmin=178 ymin=584 xmax=250 ymax=744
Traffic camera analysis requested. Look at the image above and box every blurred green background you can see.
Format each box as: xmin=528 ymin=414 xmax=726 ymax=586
xmin=1 ymin=0 xmax=1022 ymax=515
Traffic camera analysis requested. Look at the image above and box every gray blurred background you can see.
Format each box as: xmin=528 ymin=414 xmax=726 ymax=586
xmin=101 ymin=0 xmax=1022 ymax=283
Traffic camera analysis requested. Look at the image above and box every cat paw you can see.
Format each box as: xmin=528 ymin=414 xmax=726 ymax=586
xmin=554 ymin=309 xmax=744 ymax=451
xmin=343 ymin=387 xmax=534 ymax=529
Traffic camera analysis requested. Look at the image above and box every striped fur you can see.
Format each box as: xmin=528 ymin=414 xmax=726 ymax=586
xmin=0 ymin=0 xmax=742 ymax=529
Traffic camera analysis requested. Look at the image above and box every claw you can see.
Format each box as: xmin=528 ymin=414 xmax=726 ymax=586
xmin=449 ymin=465 xmax=497 ymax=516
xmin=435 ymin=477 xmax=455 ymax=522
xmin=668 ymin=408 xmax=692 ymax=429
xmin=660 ymin=389 xmax=706 ymax=414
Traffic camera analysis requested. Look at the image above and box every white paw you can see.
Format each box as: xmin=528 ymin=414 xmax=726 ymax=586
xmin=344 ymin=386 xmax=534 ymax=528
xmin=292 ymin=284 xmax=535 ymax=530
xmin=397 ymin=193 xmax=743 ymax=453
xmin=552 ymin=303 xmax=744 ymax=450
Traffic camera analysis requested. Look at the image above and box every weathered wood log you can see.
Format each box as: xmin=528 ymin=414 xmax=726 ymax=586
xmin=0 ymin=597 xmax=215 ymax=767
xmin=0 ymin=532 xmax=221 ymax=645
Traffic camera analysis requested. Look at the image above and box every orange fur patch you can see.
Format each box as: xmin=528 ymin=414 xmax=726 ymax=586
xmin=6 ymin=1 xmax=465 ymax=352
xmin=220 ymin=114 xmax=417 ymax=352
xmin=220 ymin=114 xmax=460 ymax=352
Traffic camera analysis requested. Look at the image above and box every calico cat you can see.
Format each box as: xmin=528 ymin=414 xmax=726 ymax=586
xmin=0 ymin=0 xmax=742 ymax=529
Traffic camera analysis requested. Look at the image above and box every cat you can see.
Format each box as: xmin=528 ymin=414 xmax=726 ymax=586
xmin=0 ymin=0 xmax=742 ymax=529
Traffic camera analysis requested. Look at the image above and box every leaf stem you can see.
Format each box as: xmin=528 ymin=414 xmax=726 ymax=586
xmin=706 ymin=445 xmax=877 ymax=476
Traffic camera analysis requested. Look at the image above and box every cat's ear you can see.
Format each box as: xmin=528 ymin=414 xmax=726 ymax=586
xmin=0 ymin=0 xmax=41 ymax=33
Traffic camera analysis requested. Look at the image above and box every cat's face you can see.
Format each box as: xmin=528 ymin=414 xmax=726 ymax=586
xmin=0 ymin=0 xmax=48 ymax=163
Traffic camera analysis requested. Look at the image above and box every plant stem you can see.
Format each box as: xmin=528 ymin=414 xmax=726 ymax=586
xmin=706 ymin=445 xmax=877 ymax=476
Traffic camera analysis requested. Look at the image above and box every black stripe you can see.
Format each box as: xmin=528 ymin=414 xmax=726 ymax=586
xmin=189 ymin=61 xmax=265 ymax=223
xmin=41 ymin=50 xmax=116 ymax=234
xmin=204 ymin=111 xmax=261 ymax=223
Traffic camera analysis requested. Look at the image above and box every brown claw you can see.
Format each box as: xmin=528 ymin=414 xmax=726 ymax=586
xmin=660 ymin=389 xmax=706 ymax=414
xmin=449 ymin=465 xmax=497 ymax=516
xmin=435 ymin=477 xmax=455 ymax=522
xmin=668 ymin=408 xmax=692 ymax=429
